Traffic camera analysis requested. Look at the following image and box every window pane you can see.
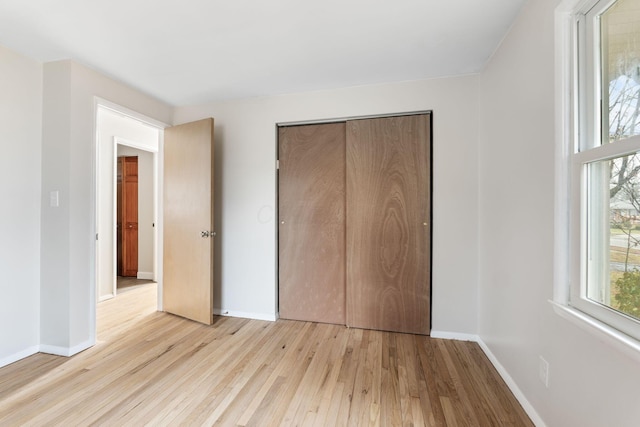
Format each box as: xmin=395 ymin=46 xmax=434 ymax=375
xmin=601 ymin=0 xmax=640 ymax=144
xmin=588 ymin=153 xmax=640 ymax=321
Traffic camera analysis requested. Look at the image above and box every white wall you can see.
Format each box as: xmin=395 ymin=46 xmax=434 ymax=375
xmin=0 ymin=44 xmax=42 ymax=366
xmin=41 ymin=60 xmax=172 ymax=355
xmin=478 ymin=0 xmax=640 ymax=425
xmin=96 ymin=108 xmax=158 ymax=301
xmin=174 ymin=76 xmax=480 ymax=331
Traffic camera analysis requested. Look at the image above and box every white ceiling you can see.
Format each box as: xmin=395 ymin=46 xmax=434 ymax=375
xmin=0 ymin=0 xmax=525 ymax=106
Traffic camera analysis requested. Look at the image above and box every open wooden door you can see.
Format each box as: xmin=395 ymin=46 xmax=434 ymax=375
xmin=163 ymin=118 xmax=214 ymax=325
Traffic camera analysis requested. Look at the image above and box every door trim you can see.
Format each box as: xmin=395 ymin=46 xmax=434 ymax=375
xmin=93 ymin=97 xmax=168 ymax=344
xmin=276 ymin=110 xmax=433 ymax=127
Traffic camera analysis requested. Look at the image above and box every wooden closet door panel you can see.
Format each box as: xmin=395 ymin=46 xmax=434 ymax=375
xmin=278 ymin=123 xmax=346 ymax=324
xmin=346 ymin=114 xmax=431 ymax=335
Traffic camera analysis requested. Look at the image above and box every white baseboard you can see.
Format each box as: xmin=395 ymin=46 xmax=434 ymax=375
xmin=213 ymin=308 xmax=277 ymax=322
xmin=98 ymin=293 xmax=114 ymax=302
xmin=430 ymin=331 xmax=545 ymax=427
xmin=39 ymin=344 xmax=70 ymax=356
xmin=475 ymin=338 xmax=547 ymax=427
xmin=0 ymin=346 xmax=39 ymax=368
xmin=430 ymin=330 xmax=479 ymax=341
xmin=137 ymin=272 xmax=154 ymax=280
xmin=40 ymin=339 xmax=94 ymax=357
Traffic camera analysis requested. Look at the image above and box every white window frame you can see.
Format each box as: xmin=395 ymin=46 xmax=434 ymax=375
xmin=554 ymin=0 xmax=640 ymax=358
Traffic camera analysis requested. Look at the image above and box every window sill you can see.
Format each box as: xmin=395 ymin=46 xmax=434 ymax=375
xmin=549 ymin=300 xmax=640 ymax=363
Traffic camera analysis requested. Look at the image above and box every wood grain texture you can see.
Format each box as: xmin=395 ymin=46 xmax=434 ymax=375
xmin=346 ymin=114 xmax=431 ymax=335
xmin=278 ymin=123 xmax=346 ymax=324
xmin=117 ymin=156 xmax=123 ymax=276
xmin=0 ymin=286 xmax=532 ymax=426
xmin=121 ymin=156 xmax=138 ymax=277
xmin=163 ymin=118 xmax=214 ymax=325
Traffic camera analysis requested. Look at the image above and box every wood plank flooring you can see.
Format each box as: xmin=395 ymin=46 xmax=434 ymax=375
xmin=0 ymin=284 xmax=533 ymax=426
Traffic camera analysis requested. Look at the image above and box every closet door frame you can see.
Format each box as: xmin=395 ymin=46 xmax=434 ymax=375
xmin=276 ymin=111 xmax=433 ymax=333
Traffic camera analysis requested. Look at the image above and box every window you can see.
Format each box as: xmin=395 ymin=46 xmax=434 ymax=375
xmin=563 ymin=0 xmax=640 ymax=342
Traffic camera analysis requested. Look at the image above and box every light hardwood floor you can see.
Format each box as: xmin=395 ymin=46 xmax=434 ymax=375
xmin=0 ymin=284 xmax=533 ymax=426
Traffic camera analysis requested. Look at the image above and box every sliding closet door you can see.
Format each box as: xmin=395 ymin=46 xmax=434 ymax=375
xmin=278 ymin=123 xmax=346 ymax=324
xmin=346 ymin=114 xmax=431 ymax=335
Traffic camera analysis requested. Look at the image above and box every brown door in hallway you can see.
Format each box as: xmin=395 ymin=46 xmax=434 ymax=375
xmin=117 ymin=156 xmax=138 ymax=277
xmin=163 ymin=118 xmax=215 ymax=325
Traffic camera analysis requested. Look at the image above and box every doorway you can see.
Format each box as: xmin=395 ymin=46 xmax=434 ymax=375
xmin=95 ymin=103 xmax=163 ymax=310
xmin=115 ymin=148 xmax=155 ymax=291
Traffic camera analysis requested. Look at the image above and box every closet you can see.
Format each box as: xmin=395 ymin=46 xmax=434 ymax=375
xmin=278 ymin=113 xmax=431 ymax=335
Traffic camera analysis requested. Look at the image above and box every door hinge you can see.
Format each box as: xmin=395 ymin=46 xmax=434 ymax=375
xmin=276 ymin=159 xmax=280 ymax=170
xmin=96 ymin=233 xmax=99 ymax=241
